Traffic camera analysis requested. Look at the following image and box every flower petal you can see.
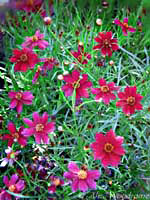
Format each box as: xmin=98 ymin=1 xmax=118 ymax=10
xmin=78 ymin=180 xmax=88 ymax=192
xmin=23 ymin=118 xmax=33 ymax=127
xmin=68 ymin=162 xmax=79 ymax=173
xmin=16 ymin=180 xmax=25 ymax=191
xmin=9 ymin=174 xmax=18 ymax=185
xmin=71 ymin=179 xmax=79 ymax=192
xmin=9 ymin=99 xmax=17 ymax=109
xmin=7 ymin=122 xmax=16 ymax=133
xmin=3 ymin=176 xmax=9 ymax=187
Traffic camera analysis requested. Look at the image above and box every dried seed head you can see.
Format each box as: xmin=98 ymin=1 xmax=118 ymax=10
xmin=86 ymin=25 xmax=91 ymax=31
xmin=102 ymin=1 xmax=109 ymax=8
xmin=75 ymin=29 xmax=80 ymax=36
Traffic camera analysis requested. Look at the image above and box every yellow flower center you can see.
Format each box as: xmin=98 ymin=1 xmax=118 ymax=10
xmin=14 ymin=132 xmax=19 ymax=139
xmin=32 ymin=35 xmax=38 ymax=42
xmin=15 ymin=93 xmax=22 ymax=100
xmin=104 ymin=39 xmax=110 ymax=48
xmin=28 ymin=0 xmax=34 ymax=6
xmin=35 ymin=124 xmax=44 ymax=132
xmin=9 ymin=185 xmax=16 ymax=192
xmin=77 ymin=55 xmax=83 ymax=62
xmin=127 ymin=96 xmax=135 ymax=106
xmin=101 ymin=85 xmax=109 ymax=93
xmin=20 ymin=54 xmax=28 ymax=62
xmin=104 ymin=143 xmax=114 ymax=153
xmin=123 ymin=22 xmax=128 ymax=28
xmin=7 ymin=152 xmax=15 ymax=159
xmin=72 ymin=81 xmax=80 ymax=88
xmin=78 ymin=170 xmax=87 ymax=179
xmin=53 ymin=178 xmax=60 ymax=186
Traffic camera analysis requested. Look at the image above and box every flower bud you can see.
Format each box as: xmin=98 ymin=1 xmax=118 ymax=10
xmin=64 ymin=60 xmax=70 ymax=66
xmin=57 ymin=74 xmax=64 ymax=80
xmin=63 ymin=71 xmax=69 ymax=75
xmin=44 ymin=17 xmax=52 ymax=25
xmin=109 ymin=60 xmax=114 ymax=66
xmin=96 ymin=18 xmax=102 ymax=26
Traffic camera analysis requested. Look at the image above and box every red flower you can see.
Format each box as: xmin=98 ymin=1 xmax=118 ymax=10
xmin=3 ymin=174 xmax=25 ymax=195
xmin=22 ymin=30 xmax=49 ymax=50
xmin=64 ymin=162 xmax=100 ymax=192
xmin=91 ymin=78 xmax=119 ymax=104
xmin=15 ymin=0 xmax=43 ymax=12
xmin=93 ymin=31 xmax=119 ymax=57
xmin=41 ymin=57 xmax=59 ymax=71
xmin=10 ymin=48 xmax=39 ymax=72
xmin=22 ymin=112 xmax=55 ymax=144
xmin=114 ymin=18 xmax=136 ymax=36
xmin=8 ymin=91 xmax=34 ymax=113
xmin=90 ymin=130 xmax=125 ymax=168
xmin=62 ymin=70 xmax=92 ymax=99
xmin=3 ymin=122 xmax=27 ymax=147
xmin=116 ymin=86 xmax=143 ymax=115
xmin=71 ymin=45 xmax=91 ymax=64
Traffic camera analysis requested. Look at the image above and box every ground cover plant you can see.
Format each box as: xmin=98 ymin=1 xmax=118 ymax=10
xmin=0 ymin=0 xmax=150 ymax=199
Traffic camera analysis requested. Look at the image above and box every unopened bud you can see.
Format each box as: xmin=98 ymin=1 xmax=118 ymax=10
xmin=64 ymin=60 xmax=70 ymax=66
xmin=109 ymin=60 xmax=114 ymax=66
xmin=78 ymin=41 xmax=83 ymax=46
xmin=44 ymin=17 xmax=52 ymax=25
xmin=63 ymin=71 xmax=69 ymax=75
xmin=57 ymin=74 xmax=64 ymax=80
xmin=96 ymin=18 xmax=102 ymax=26
xmin=58 ymin=126 xmax=63 ymax=132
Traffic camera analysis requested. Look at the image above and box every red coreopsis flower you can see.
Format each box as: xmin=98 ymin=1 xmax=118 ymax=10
xmin=15 ymin=0 xmax=43 ymax=12
xmin=22 ymin=30 xmax=49 ymax=50
xmin=71 ymin=45 xmax=91 ymax=64
xmin=64 ymin=162 xmax=100 ymax=192
xmin=90 ymin=130 xmax=125 ymax=168
xmin=10 ymin=48 xmax=39 ymax=72
xmin=116 ymin=86 xmax=143 ymax=115
xmin=93 ymin=31 xmax=119 ymax=57
xmin=3 ymin=122 xmax=27 ymax=147
xmin=41 ymin=57 xmax=59 ymax=71
xmin=8 ymin=91 xmax=34 ymax=113
xmin=22 ymin=112 xmax=55 ymax=144
xmin=91 ymin=78 xmax=119 ymax=104
xmin=114 ymin=18 xmax=136 ymax=36
xmin=3 ymin=174 xmax=25 ymax=198
xmin=62 ymin=70 xmax=92 ymax=99
xmin=48 ymin=176 xmax=64 ymax=193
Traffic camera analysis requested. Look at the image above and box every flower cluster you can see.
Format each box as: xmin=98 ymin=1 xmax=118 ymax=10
xmin=62 ymin=71 xmax=143 ymax=115
xmin=1 ymin=9 xmax=143 ymax=198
